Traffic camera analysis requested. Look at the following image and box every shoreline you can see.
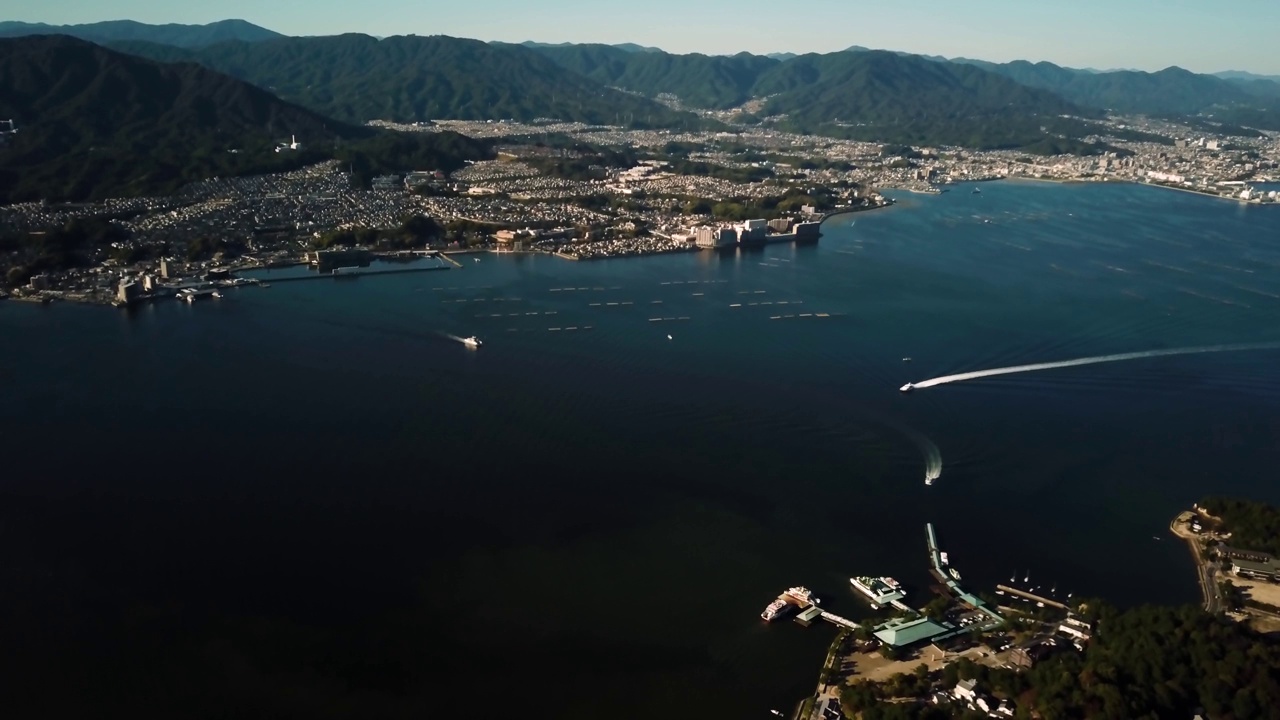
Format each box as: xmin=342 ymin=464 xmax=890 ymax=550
xmin=1170 ymin=510 xmax=1220 ymax=613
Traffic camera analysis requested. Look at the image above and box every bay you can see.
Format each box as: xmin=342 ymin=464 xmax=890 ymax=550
xmin=2 ymin=180 xmax=1280 ymax=718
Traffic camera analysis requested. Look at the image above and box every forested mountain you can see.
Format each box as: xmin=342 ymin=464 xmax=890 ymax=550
xmin=521 ymin=40 xmax=663 ymax=54
xmin=525 ymin=39 xmax=1280 ymax=132
xmin=108 ymin=34 xmax=710 ymax=129
xmin=953 ymin=58 xmax=1280 ymax=122
xmin=1216 ymin=70 xmax=1280 ymax=84
xmin=0 ymin=35 xmax=489 ymax=202
xmin=756 ymin=51 xmax=1098 ymax=149
xmin=0 ymin=19 xmax=281 ymax=47
xmin=525 ymin=44 xmax=777 ymax=109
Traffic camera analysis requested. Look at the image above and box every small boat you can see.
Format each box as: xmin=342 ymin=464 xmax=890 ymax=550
xmin=902 ymin=357 xmax=912 ymax=362
xmin=462 ymin=336 xmax=482 ymax=348
xmin=259 ymin=283 xmax=271 ymax=288
xmin=899 ymin=383 xmax=914 ymax=393
xmin=212 ymin=291 xmax=223 ymax=299
xmin=972 ymin=187 xmax=982 ymax=194
xmin=473 ymin=258 xmax=481 ymax=263
xmin=667 ymin=334 xmax=673 ymax=340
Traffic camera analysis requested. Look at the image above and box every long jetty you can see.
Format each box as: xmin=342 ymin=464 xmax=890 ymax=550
xmin=819 ymin=611 xmax=860 ymax=630
xmin=995 ymin=584 xmax=1068 ymax=610
xmin=262 ymin=265 xmax=451 ymax=283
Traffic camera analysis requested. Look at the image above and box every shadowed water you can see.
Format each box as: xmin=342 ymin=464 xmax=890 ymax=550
xmin=2 ymin=180 xmax=1280 ymax=718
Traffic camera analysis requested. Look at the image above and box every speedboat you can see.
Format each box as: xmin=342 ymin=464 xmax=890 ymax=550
xmin=899 ymin=383 xmax=914 ymax=392
xmin=462 ymin=336 xmax=482 ymax=348
xmin=902 ymin=357 xmax=912 ymax=362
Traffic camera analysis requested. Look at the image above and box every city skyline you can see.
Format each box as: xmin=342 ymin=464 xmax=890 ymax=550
xmin=6 ymin=0 xmax=1280 ymax=75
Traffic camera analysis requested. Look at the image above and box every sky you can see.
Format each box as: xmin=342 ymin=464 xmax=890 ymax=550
xmin=8 ymin=0 xmax=1280 ymax=75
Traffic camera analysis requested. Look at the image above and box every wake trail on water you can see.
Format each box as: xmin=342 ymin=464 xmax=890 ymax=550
xmin=886 ymin=421 xmax=943 ymax=485
xmin=908 ymin=342 xmax=1280 ymax=390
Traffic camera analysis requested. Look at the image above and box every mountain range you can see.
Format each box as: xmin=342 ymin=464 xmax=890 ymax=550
xmin=107 ymin=34 xmax=709 ymax=129
xmin=0 ymin=18 xmax=281 ymax=47
xmin=3 ymin=18 xmax=1280 ymax=205
xmin=0 ymin=35 xmax=489 ymax=203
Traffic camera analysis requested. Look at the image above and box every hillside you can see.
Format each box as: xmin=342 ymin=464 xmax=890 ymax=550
xmin=0 ymin=35 xmax=489 ymax=202
xmin=758 ymin=51 xmax=1099 ymax=149
xmin=110 ymin=34 xmax=710 ymax=129
xmin=0 ymin=19 xmax=282 ymax=47
xmin=953 ymin=57 xmax=1280 ymax=123
xmin=527 ymin=44 xmax=778 ymax=109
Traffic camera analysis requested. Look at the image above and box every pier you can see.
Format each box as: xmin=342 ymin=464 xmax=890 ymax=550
xmin=257 ymin=264 xmax=452 ymax=283
xmin=995 ymin=584 xmax=1068 ymax=611
xmin=819 ymin=611 xmax=861 ymax=630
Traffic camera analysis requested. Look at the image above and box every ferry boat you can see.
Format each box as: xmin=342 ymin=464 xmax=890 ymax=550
xmin=784 ymin=586 xmax=816 ymax=605
xmin=899 ymin=383 xmax=915 ymax=392
xmin=462 ymin=336 xmax=482 ymax=348
xmin=761 ymin=598 xmax=788 ymax=622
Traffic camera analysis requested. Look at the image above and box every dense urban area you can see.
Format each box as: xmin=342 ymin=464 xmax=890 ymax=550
xmin=2 ymin=113 xmax=1277 ymax=306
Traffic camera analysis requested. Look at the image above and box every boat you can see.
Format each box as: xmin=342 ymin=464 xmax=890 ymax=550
xmin=212 ymin=291 xmax=223 ymax=299
xmin=899 ymin=383 xmax=915 ymax=392
xmin=940 ymin=552 xmax=950 ymax=565
xmin=462 ymin=336 xmax=482 ymax=348
xmin=761 ymin=598 xmax=788 ymax=622
xmin=902 ymin=357 xmax=912 ymax=362
xmin=771 ymin=711 xmax=784 ymax=718
xmin=949 ymin=568 xmax=962 ymax=581
xmin=925 ymin=477 xmax=934 ymax=487
xmin=784 ymin=586 xmax=816 ymax=605
xmin=667 ymin=334 xmax=673 ymax=340
xmin=972 ymin=187 xmax=982 ymax=194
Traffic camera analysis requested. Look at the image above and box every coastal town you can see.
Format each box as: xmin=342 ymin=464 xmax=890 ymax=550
xmin=2 ymin=112 xmax=1277 ymax=305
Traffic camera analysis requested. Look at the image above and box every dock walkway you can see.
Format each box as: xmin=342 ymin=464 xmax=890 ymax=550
xmin=995 ymin=584 xmax=1068 ymax=610
xmin=819 ymin=611 xmax=860 ymax=630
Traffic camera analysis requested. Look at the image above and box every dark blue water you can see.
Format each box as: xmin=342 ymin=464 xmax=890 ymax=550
xmin=3 ymin=181 xmax=1279 ymax=718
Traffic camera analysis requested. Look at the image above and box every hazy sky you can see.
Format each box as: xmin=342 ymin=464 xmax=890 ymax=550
xmin=9 ymin=0 xmax=1280 ymax=74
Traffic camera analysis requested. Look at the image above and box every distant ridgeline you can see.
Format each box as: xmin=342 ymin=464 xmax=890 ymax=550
xmin=0 ymin=35 xmax=492 ymax=203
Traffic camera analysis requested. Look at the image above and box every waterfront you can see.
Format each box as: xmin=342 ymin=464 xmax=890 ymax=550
xmin=3 ymin=180 xmax=1280 ymax=718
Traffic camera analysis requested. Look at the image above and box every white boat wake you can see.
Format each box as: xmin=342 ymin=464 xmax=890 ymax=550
xmin=905 ymin=342 xmax=1280 ymax=391
xmin=895 ymin=423 xmax=942 ymax=485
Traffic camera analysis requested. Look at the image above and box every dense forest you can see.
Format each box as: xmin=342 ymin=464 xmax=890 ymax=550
xmin=1200 ymin=497 xmax=1280 ymax=556
xmin=0 ymin=35 xmax=491 ymax=203
xmin=105 ymin=34 xmax=713 ymax=130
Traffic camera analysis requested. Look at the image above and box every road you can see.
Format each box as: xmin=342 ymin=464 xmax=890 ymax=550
xmin=1171 ymin=513 xmax=1221 ymax=613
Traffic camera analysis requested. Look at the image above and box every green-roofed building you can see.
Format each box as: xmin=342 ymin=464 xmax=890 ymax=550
xmin=873 ymin=617 xmax=952 ymax=647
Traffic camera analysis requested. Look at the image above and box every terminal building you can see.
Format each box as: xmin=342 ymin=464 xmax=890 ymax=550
xmin=873 ymin=616 xmax=953 ymax=648
xmin=1232 ymin=555 xmax=1280 ymax=581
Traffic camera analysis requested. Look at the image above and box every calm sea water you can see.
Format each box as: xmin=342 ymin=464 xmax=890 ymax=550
xmin=3 ymin=180 xmax=1280 ymax=718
